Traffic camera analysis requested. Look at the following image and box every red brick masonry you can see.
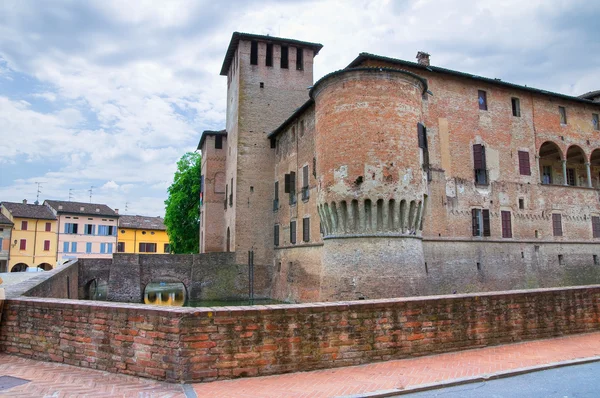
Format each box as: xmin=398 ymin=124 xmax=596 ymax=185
xmin=1 ymin=285 xmax=600 ymax=383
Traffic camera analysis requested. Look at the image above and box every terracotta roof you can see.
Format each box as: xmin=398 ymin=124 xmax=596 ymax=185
xmin=579 ymin=90 xmax=600 ymax=101
xmin=44 ymin=200 xmax=118 ymax=217
xmin=197 ymin=129 xmax=227 ymax=150
xmin=1 ymin=202 xmax=56 ymax=220
xmin=0 ymin=212 xmax=13 ymax=225
xmin=220 ymin=32 xmax=323 ymax=76
xmin=118 ymin=215 xmax=166 ymax=231
xmin=348 ymin=53 xmax=600 ymax=106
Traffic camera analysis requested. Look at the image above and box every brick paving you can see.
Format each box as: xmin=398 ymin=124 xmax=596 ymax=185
xmin=0 ymin=332 xmax=599 ymax=397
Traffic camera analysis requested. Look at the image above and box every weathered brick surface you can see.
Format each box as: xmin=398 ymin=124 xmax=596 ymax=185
xmin=2 ymin=285 xmax=600 ymax=383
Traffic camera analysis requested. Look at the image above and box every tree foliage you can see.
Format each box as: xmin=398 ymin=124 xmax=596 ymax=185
xmin=164 ymin=152 xmax=201 ymax=253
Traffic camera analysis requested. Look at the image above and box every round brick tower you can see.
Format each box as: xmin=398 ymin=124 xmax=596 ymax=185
xmin=311 ymin=68 xmax=429 ymax=301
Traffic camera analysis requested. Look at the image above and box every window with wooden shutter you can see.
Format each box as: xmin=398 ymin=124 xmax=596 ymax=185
xmin=250 ymin=41 xmax=258 ymax=65
xmin=511 ymin=98 xmax=521 ymax=117
xmin=518 ymin=151 xmax=531 ymax=175
xmin=592 ymin=216 xmax=600 ymax=238
xmin=473 ymin=144 xmax=487 ymax=184
xmin=303 ymin=217 xmax=310 ymax=242
xmin=501 ymin=211 xmax=512 ymax=238
xmin=20 ymin=239 xmax=26 ymax=250
xmin=417 ymin=123 xmax=427 ymax=148
xmin=472 ymin=209 xmax=481 ymax=236
xmin=43 ymin=240 xmax=50 ymax=251
xmin=482 ymin=209 xmax=491 ymax=236
xmin=302 ymin=165 xmax=309 ymax=200
xmin=273 ymin=181 xmax=279 ymax=211
xmin=552 ymin=214 xmax=563 ymax=236
xmin=21 ymin=221 xmax=28 ymax=230
xmin=289 ymin=171 xmax=296 ymax=205
xmin=290 ymin=220 xmax=296 ymax=244
xmin=45 ymin=222 xmax=51 ymax=232
xmin=478 ymin=90 xmax=487 ymax=110
xmin=117 ymin=242 xmax=125 ymax=252
xmin=274 ymin=225 xmax=279 ymax=246
xmin=284 ymin=174 xmax=290 ymax=193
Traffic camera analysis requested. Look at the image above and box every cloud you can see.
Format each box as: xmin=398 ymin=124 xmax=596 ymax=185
xmin=102 ymin=180 xmax=119 ymax=190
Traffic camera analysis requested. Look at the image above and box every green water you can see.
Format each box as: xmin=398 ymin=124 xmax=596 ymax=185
xmin=185 ymin=299 xmax=287 ymax=307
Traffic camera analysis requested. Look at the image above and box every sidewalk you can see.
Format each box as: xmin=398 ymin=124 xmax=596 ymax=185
xmin=1 ymin=332 xmax=599 ymax=397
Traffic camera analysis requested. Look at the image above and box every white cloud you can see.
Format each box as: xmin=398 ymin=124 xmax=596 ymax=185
xmin=102 ymin=180 xmax=119 ymax=190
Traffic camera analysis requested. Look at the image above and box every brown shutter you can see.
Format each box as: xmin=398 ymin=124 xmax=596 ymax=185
xmin=44 ymin=240 xmax=50 ymax=251
xmin=303 ymin=165 xmax=309 ymax=188
xmin=274 ymin=225 xmax=279 ymax=246
xmin=593 ymin=216 xmax=600 ymax=238
xmin=482 ymin=209 xmax=491 ymax=236
xmin=284 ymin=174 xmax=290 ymax=193
xmin=290 ymin=172 xmax=296 ymax=194
xmin=501 ymin=211 xmax=512 ymax=238
xmin=274 ymin=181 xmax=279 ymax=200
xmin=303 ymin=218 xmax=310 ymax=242
xmin=20 ymin=239 xmax=26 ymax=250
xmin=473 ymin=144 xmax=484 ymax=169
xmin=552 ymin=214 xmax=562 ymax=236
xmin=472 ymin=209 xmax=479 ymax=236
xmin=518 ymin=151 xmax=531 ymax=175
xmin=290 ymin=221 xmax=296 ymax=244
xmin=417 ymin=123 xmax=427 ymax=148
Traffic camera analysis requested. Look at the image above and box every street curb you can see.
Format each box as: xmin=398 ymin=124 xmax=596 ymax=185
xmin=335 ymin=356 xmax=600 ymax=398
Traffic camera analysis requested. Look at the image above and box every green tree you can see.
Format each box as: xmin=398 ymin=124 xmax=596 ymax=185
xmin=164 ymin=151 xmax=201 ymax=253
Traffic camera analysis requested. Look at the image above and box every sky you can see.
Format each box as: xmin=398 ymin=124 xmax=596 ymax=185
xmin=1 ymin=0 xmax=598 ymax=217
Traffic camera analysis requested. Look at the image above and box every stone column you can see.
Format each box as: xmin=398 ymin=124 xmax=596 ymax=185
xmin=586 ymin=162 xmax=592 ymax=188
xmin=562 ymin=160 xmax=568 ymax=186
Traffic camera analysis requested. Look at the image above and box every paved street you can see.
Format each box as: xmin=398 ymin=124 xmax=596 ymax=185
xmin=401 ymin=361 xmax=600 ymax=398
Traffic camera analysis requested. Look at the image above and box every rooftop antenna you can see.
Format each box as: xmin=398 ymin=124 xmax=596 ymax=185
xmin=89 ymin=186 xmax=95 ymax=203
xmin=34 ymin=181 xmax=44 ymax=205
xmin=125 ymin=202 xmax=130 ymax=212
xmin=68 ymin=188 xmax=74 ymax=201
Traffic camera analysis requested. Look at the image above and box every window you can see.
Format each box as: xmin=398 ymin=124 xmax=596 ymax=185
xmin=107 ymin=243 xmax=113 ymax=254
xmin=511 ymin=97 xmax=521 ymax=117
xmin=478 ymin=90 xmax=487 ymax=110
xmin=100 ymin=243 xmax=106 ymax=254
xmin=229 ymin=178 xmax=233 ymax=207
xmin=250 ymin=40 xmax=258 ymax=65
xmin=266 ymin=43 xmax=273 ymax=67
xmin=215 ymin=135 xmax=223 ymax=149
xmin=273 ymin=181 xmax=279 ymax=211
xmin=45 ymin=222 xmax=51 ymax=232
xmin=519 ymin=198 xmax=525 ymax=210
xmin=303 ymin=217 xmax=310 ymax=242
xmin=281 ymin=45 xmax=289 ymax=69
xmin=290 ymin=220 xmax=296 ymax=244
xmin=518 ymin=151 xmax=531 ymax=175
xmin=274 ymin=224 xmax=279 ymax=246
xmin=473 ymin=144 xmax=488 ymax=184
xmin=418 ymin=123 xmax=431 ymax=181
xmin=71 ymin=242 xmax=77 ymax=253
xmin=225 ymin=184 xmax=228 ymax=210
xmin=593 ymin=113 xmax=599 ymax=131
xmin=139 ymin=242 xmax=157 ymax=253
xmin=302 ymin=165 xmax=310 ymax=201
xmin=559 ymin=106 xmax=567 ymax=124
xmin=117 ymin=242 xmax=125 ymax=253
xmin=97 ymin=225 xmax=116 ymax=236
xmin=566 ymin=168 xmax=576 ymax=186
xmin=501 ymin=211 xmax=512 ymax=238
xmin=64 ymin=223 xmax=78 ymax=234
xmin=593 ymin=216 xmax=600 ymax=238
xmin=86 ymin=242 xmax=92 ymax=254
xmin=296 ymin=47 xmax=303 ymax=70
xmin=542 ymin=165 xmax=553 ymax=184
xmin=21 ymin=221 xmax=27 ymax=230
xmin=285 ymin=172 xmax=296 ymax=205
xmin=43 ymin=240 xmax=50 ymax=251
xmin=84 ymin=224 xmax=95 ymax=235
xmin=471 ymin=209 xmax=490 ymax=237
xmin=552 ymin=213 xmax=563 ymax=236
xmin=164 ymin=243 xmax=171 ymax=253
xmin=19 ymin=239 xmax=27 ymax=250
xmin=63 ymin=242 xmax=69 ymax=253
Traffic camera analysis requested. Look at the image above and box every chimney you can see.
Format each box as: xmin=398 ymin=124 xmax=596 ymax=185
xmin=114 ymin=208 xmax=119 ymax=214
xmin=416 ymin=51 xmax=430 ymax=66
xmin=22 ymin=199 xmax=27 ymax=204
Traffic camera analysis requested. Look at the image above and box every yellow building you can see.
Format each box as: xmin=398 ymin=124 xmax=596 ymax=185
xmin=1 ymin=200 xmax=58 ymax=271
xmin=117 ymin=215 xmax=170 ymax=254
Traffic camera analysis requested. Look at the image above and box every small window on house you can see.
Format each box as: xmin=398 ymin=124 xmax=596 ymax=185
xmin=593 ymin=113 xmax=599 ymax=131
xmin=229 ymin=178 xmax=233 ymax=207
xmin=501 ymin=210 xmax=512 ymax=238
xmin=558 ymin=254 xmax=564 ymax=265
xmin=43 ymin=240 xmax=50 ymax=251
xmin=566 ymin=168 xmax=576 ymax=186
xmin=250 ymin=41 xmax=258 ymax=65
xmin=164 ymin=243 xmax=171 ymax=253
xmin=281 ymin=46 xmax=289 ymax=69
xmin=259 ymin=82 xmax=264 ymax=88
xmin=303 ymin=217 xmax=310 ymax=242
xmin=117 ymin=242 xmax=125 ymax=253
xmin=592 ymin=216 xmax=600 ymax=238
xmin=274 ymin=224 xmax=279 ymax=246
xmin=518 ymin=151 xmax=531 ymax=175
xmin=519 ymin=198 xmax=525 ymax=210
xmin=552 ymin=213 xmax=563 ymax=236
xmin=472 ymin=209 xmax=491 ymax=237
xmin=559 ymin=106 xmax=567 ymax=124
xmin=215 ymin=135 xmax=223 ymax=149
xmin=266 ymin=43 xmax=273 ymax=67
xmin=290 ymin=220 xmax=296 ymax=244
xmin=296 ymin=47 xmax=303 ymax=70
xmin=21 ymin=221 xmax=27 ymax=230
xmin=511 ymin=97 xmax=521 ymax=117
xmin=473 ymin=144 xmax=488 ymax=184
xmin=45 ymin=222 xmax=51 ymax=232
xmin=542 ymin=165 xmax=553 ymax=184
xmin=273 ymin=181 xmax=279 ymax=211
xmin=302 ymin=165 xmax=309 ymax=201
xmin=285 ymin=172 xmax=296 ymax=205
xmin=478 ymin=90 xmax=487 ymax=110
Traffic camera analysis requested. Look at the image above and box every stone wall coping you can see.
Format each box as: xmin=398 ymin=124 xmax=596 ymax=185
xmin=5 ymin=284 xmax=600 ymax=317
xmin=424 ymin=237 xmax=600 ymax=244
xmin=3 ymin=259 xmax=78 ymax=299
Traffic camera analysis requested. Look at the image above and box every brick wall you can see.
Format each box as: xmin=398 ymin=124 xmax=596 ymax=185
xmin=2 ymin=285 xmax=600 ymax=383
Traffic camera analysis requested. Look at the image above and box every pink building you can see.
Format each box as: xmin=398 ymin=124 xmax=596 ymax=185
xmin=44 ymin=200 xmax=119 ymax=262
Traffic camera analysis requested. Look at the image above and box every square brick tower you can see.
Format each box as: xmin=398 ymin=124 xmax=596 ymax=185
xmin=208 ymin=33 xmax=323 ymax=271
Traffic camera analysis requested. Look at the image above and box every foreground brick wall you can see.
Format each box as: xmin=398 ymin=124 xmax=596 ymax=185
xmin=2 ymin=285 xmax=600 ymax=383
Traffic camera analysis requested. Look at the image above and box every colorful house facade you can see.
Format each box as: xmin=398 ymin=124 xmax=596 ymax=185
xmin=0 ymin=200 xmax=58 ymax=271
xmin=117 ymin=215 xmax=170 ymax=254
xmin=44 ymin=200 xmax=119 ymax=263
xmin=0 ymin=212 xmax=14 ymax=272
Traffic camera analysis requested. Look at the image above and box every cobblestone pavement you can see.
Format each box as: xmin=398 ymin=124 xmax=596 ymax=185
xmin=1 ymin=332 xmax=599 ymax=397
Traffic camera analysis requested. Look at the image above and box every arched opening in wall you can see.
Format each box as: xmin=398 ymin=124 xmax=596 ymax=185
xmin=399 ymin=200 xmax=407 ymax=232
xmin=37 ymin=263 xmax=53 ymax=271
xmin=414 ymin=201 xmax=423 ymax=232
xmin=591 ymin=149 xmax=600 ymax=188
xmin=376 ymin=199 xmax=384 ymax=231
xmin=144 ymin=281 xmax=186 ymax=307
xmin=351 ymin=200 xmax=359 ymax=232
xmin=84 ymin=278 xmax=108 ymax=300
xmin=388 ymin=199 xmax=396 ymax=231
xmin=330 ymin=202 xmax=339 ymax=233
xmin=11 ymin=263 xmax=28 ymax=272
xmin=408 ymin=201 xmax=416 ymax=234
xmin=565 ymin=145 xmax=586 ymax=186
xmin=339 ymin=201 xmax=348 ymax=233
xmin=226 ymin=227 xmax=231 ymax=252
xmin=364 ymin=199 xmax=372 ymax=232
xmin=539 ymin=141 xmax=563 ymax=185
xmin=214 ymin=172 xmax=226 ymax=194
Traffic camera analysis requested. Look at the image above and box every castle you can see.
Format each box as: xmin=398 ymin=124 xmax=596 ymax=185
xmin=198 ymin=32 xmax=600 ymax=303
